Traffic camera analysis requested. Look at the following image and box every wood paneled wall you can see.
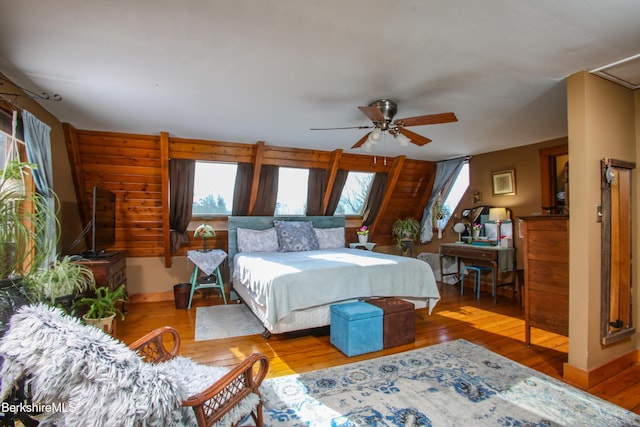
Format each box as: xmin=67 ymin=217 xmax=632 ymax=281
xmin=63 ymin=124 xmax=436 ymax=266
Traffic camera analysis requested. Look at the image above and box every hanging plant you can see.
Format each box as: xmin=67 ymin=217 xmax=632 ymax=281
xmin=0 ymin=110 xmax=31 ymax=199
xmin=0 ymin=160 xmax=36 ymax=199
xmin=432 ymin=199 xmax=451 ymax=227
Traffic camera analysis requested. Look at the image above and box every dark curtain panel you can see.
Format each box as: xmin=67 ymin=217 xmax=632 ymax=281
xmin=324 ymin=169 xmax=348 ymax=215
xmin=232 ymin=163 xmax=253 ymax=216
xmin=169 ymin=159 xmax=196 ymax=253
xmin=362 ymin=172 xmax=388 ymax=226
xmin=253 ymin=165 xmax=279 ymax=215
xmin=306 ymin=168 xmax=327 ymax=216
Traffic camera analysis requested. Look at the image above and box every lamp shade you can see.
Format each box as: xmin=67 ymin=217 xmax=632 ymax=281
xmin=395 ymin=133 xmax=411 ymax=147
xmin=489 ymin=207 xmax=508 ymax=222
xmin=370 ymin=128 xmax=382 ymax=142
xmin=194 ymin=223 xmax=216 ymax=238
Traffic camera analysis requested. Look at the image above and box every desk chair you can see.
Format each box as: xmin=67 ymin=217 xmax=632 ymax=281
xmin=188 ymin=264 xmax=226 ymax=309
xmin=461 ymin=265 xmax=495 ymax=299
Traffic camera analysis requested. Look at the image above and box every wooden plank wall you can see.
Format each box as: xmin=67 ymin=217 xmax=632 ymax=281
xmin=63 ymin=124 xmax=436 ymax=266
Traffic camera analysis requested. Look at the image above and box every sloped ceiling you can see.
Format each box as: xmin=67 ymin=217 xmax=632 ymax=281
xmin=0 ymin=1 xmax=639 ymax=161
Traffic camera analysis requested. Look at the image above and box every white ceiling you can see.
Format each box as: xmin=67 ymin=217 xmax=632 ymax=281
xmin=1 ymin=0 xmax=639 ymax=161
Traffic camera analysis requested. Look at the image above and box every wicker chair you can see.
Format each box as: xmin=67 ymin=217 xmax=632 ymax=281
xmin=129 ymin=326 xmax=269 ymax=427
xmin=0 ymin=304 xmax=269 ymax=427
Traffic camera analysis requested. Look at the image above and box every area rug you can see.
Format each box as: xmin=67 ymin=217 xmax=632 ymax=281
xmin=194 ymin=304 xmax=263 ymax=341
xmin=260 ymin=339 xmax=640 ymax=426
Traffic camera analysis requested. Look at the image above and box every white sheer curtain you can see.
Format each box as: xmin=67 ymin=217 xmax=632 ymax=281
xmin=420 ymin=158 xmax=465 ymax=243
xmin=22 ymin=109 xmax=57 ymax=263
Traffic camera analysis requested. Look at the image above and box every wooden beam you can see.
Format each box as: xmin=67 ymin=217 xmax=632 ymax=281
xmin=369 ymin=156 xmax=405 ymax=235
xmin=160 ymin=132 xmax=171 ymax=267
xmin=416 ymin=163 xmax=437 ymax=220
xmin=63 ymin=123 xmax=91 ymax=226
xmin=322 ymin=149 xmax=342 ymax=214
xmin=247 ymin=141 xmax=265 ymax=215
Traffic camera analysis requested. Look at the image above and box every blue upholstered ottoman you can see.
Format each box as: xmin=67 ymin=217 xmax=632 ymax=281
xmin=330 ymin=301 xmax=383 ymax=357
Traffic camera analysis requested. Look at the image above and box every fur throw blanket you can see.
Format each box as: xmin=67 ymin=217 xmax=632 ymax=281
xmin=0 ymin=304 xmax=258 ymax=426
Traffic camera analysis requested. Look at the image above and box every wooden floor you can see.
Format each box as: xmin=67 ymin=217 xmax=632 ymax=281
xmin=117 ymin=283 xmax=640 ymax=415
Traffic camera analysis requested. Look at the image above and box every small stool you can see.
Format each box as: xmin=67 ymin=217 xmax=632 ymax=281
xmin=330 ymin=301 xmax=383 ymax=356
xmin=366 ymin=297 xmax=415 ymax=348
xmin=461 ymin=265 xmax=495 ymax=299
xmin=188 ymin=265 xmax=226 ymax=309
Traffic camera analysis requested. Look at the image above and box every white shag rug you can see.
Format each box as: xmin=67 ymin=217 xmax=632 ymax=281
xmin=195 ymin=304 xmax=264 ymax=341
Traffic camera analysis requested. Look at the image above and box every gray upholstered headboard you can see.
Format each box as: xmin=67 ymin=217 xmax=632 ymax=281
xmin=227 ymin=216 xmax=346 ymax=274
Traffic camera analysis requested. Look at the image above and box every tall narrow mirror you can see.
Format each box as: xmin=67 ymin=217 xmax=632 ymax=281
xmin=540 ymin=144 xmax=569 ymax=214
xmin=601 ymin=158 xmax=635 ymax=345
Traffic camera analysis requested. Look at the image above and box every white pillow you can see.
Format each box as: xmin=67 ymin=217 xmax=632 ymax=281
xmin=236 ymin=227 xmax=279 ymax=253
xmin=314 ymin=227 xmax=345 ymax=250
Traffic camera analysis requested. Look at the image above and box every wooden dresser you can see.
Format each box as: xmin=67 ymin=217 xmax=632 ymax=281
xmin=520 ymin=215 xmax=569 ymax=345
xmin=76 ymin=250 xmax=127 ymax=294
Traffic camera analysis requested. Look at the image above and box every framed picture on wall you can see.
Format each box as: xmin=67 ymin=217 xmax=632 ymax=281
xmin=491 ymin=169 xmax=516 ymax=196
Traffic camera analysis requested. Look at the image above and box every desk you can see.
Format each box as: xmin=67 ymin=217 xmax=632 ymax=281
xmin=439 ymin=243 xmax=516 ymax=300
xmin=187 ymin=249 xmax=227 ymax=308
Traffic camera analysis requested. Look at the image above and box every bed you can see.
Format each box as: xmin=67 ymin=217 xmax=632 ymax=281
xmin=228 ymin=216 xmax=440 ymax=336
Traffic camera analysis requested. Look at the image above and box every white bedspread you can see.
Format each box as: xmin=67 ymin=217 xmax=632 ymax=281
xmin=232 ymin=248 xmax=440 ymax=326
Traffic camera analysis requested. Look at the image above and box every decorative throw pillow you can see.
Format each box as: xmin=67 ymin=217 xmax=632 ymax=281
xmin=273 ymin=220 xmax=320 ymax=252
xmin=314 ymin=227 xmax=345 ymax=250
xmin=236 ymin=227 xmax=279 ymax=253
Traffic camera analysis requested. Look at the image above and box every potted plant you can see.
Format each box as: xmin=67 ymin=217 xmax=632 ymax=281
xmin=0 ymin=160 xmax=55 ymax=281
xmin=75 ymin=283 xmax=126 ymax=335
xmin=432 ymin=199 xmax=452 ymax=228
xmin=472 ymin=223 xmax=482 ymax=239
xmin=356 ymin=225 xmax=369 ymax=244
xmin=25 ymin=255 xmax=96 ymax=310
xmin=392 ymin=217 xmax=421 ymax=248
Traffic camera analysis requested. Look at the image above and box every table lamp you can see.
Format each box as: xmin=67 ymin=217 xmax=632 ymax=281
xmin=489 ymin=208 xmax=508 ymax=244
xmin=194 ymin=223 xmax=216 ymax=252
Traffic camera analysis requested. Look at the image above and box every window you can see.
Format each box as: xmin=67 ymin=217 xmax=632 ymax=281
xmin=0 ymin=131 xmax=10 ymax=167
xmin=192 ymin=162 xmax=238 ymax=216
xmin=275 ymin=167 xmax=309 ymax=215
xmin=433 ymin=162 xmax=469 ymax=226
xmin=0 ymin=130 xmax=25 ymax=170
xmin=334 ymin=172 xmax=375 ymax=216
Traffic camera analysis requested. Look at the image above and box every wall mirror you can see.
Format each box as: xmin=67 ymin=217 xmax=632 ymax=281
xmin=601 ymin=158 xmax=635 ymax=345
xmin=461 ymin=206 xmax=492 ymax=225
xmin=540 ymin=144 xmax=569 ymax=214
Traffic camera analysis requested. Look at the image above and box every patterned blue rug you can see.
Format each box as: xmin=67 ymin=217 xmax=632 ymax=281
xmin=260 ymin=339 xmax=640 ymax=426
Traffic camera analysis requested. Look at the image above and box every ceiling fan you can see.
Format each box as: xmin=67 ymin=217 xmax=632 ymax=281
xmin=311 ymin=99 xmax=457 ymax=152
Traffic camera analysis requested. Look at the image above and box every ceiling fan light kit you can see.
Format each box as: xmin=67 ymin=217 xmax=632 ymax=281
xmin=311 ymin=98 xmax=457 ymax=151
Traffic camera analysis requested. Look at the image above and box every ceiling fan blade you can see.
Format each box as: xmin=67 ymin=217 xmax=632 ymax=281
xmin=398 ymin=128 xmax=432 ymax=147
xmin=310 ymin=125 xmax=372 ymax=130
xmin=358 ymin=106 xmax=385 ymax=122
xmin=394 ymin=112 xmax=458 ymax=127
xmin=351 ymin=132 xmax=371 ymax=149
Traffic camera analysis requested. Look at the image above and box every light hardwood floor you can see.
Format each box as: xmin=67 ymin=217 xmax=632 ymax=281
xmin=117 ymin=283 xmax=640 ymax=415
